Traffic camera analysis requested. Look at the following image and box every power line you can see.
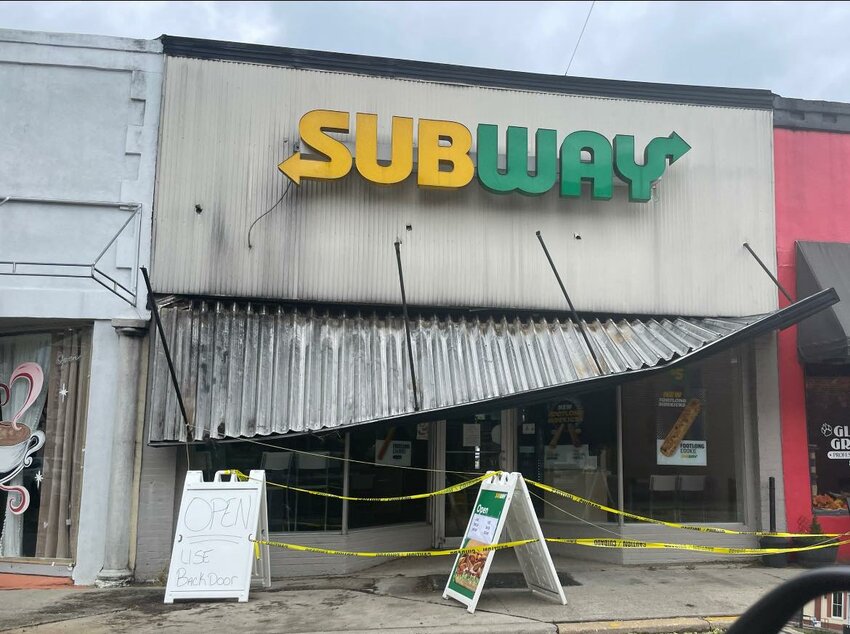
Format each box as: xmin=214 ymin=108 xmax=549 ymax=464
xmin=564 ymin=0 xmax=596 ymax=76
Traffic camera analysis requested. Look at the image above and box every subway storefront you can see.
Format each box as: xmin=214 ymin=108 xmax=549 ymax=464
xmin=134 ymin=36 xmax=833 ymax=579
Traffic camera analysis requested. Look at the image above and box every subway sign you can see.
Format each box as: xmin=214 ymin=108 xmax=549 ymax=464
xmin=278 ymin=110 xmax=691 ymax=202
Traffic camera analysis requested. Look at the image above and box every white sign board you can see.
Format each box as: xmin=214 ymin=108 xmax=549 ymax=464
xmin=462 ymin=423 xmax=481 ymax=447
xmin=443 ymin=472 xmax=565 ymax=613
xmin=165 ymin=470 xmax=271 ymax=604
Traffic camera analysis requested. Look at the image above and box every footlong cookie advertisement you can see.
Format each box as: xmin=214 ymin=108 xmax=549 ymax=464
xmin=656 ymin=369 xmax=707 ymax=466
xmin=446 ymin=488 xmax=507 ymax=600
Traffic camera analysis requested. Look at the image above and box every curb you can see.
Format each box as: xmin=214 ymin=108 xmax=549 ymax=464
xmin=557 ymin=615 xmax=738 ymax=633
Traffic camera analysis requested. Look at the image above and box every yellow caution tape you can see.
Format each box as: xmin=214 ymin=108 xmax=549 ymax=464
xmin=225 ymin=469 xmax=499 ymax=503
xmin=526 ymin=479 xmax=843 ymax=539
xmin=253 ymin=536 xmax=850 ymax=557
xmin=224 ymin=469 xmax=842 ymax=540
xmin=251 ymin=537 xmax=538 ymax=558
xmin=546 ymin=537 xmax=850 ymax=555
xmin=254 ymin=541 xmax=260 ymax=560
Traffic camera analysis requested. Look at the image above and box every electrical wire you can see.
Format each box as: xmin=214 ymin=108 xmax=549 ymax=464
xmin=171 ymin=411 xmax=482 ymax=477
xmin=564 ymin=0 xmax=596 ymax=76
xmin=247 ymin=180 xmax=292 ymax=249
xmin=239 ymin=435 xmax=484 ymax=477
xmin=527 ymin=487 xmax=622 ymax=537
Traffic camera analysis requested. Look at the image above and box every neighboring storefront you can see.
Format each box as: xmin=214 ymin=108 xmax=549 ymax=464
xmin=774 ymin=97 xmax=850 ymax=560
xmin=804 ymin=591 xmax=849 ymax=631
xmin=134 ymin=36 xmax=834 ymax=580
xmin=0 ymin=30 xmax=162 ymax=584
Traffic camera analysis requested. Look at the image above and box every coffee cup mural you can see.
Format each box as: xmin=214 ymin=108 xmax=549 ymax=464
xmin=0 ymin=363 xmax=46 ymax=515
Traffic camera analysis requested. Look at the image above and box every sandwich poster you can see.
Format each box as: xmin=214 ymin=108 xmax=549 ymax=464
xmin=446 ymin=488 xmax=506 ymax=600
xmin=656 ymin=368 xmax=707 ymax=466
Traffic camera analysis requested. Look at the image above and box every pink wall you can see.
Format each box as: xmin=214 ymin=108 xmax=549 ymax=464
xmin=775 ymin=128 xmax=850 ymax=552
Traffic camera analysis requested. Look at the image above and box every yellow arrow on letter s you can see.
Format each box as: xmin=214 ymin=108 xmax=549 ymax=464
xmin=278 ymin=110 xmax=353 ymax=184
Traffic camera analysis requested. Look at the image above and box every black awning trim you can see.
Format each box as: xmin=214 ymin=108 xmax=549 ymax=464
xmin=159 ymin=35 xmax=775 ymax=110
xmin=797 ymin=242 xmax=850 ymax=363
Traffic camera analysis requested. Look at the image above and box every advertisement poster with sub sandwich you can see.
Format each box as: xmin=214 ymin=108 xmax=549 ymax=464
xmin=656 ymin=368 xmax=707 ymax=466
xmin=447 ymin=488 xmax=505 ymax=599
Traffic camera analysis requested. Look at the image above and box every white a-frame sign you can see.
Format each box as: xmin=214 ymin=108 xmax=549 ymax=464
xmin=165 ymin=470 xmax=271 ymax=603
xmin=443 ymin=471 xmax=566 ymax=613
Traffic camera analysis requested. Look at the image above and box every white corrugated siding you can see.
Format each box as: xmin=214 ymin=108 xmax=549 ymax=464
xmin=152 ymin=57 xmax=776 ymax=316
xmin=147 ymin=299 xmax=752 ymax=442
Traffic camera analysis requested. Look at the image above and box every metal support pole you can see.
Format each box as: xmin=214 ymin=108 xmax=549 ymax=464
xmin=394 ymin=241 xmax=420 ymax=411
xmin=342 ymin=432 xmax=350 ymax=536
xmin=616 ymin=385 xmax=624 ymax=527
xmin=536 ymin=231 xmax=604 ymax=375
xmin=768 ymin=476 xmax=776 ymax=533
xmin=140 ymin=267 xmax=194 ymax=441
xmin=743 ymin=242 xmax=793 ymax=303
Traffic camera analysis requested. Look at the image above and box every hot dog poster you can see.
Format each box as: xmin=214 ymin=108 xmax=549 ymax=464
xmin=656 ymin=368 xmax=707 ymax=466
xmin=446 ymin=488 xmax=507 ymax=600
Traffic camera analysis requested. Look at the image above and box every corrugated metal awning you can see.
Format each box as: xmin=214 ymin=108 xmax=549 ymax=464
xmin=148 ymin=289 xmax=838 ymax=443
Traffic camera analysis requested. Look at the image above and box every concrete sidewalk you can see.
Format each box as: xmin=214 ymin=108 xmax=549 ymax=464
xmin=0 ymin=556 xmax=803 ymax=633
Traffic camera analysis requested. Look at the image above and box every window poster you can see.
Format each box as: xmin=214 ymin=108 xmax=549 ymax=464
xmin=805 ymin=375 xmax=850 ymax=512
xmin=656 ymin=368 xmax=707 ymax=466
xmin=375 ymin=437 xmax=412 ymax=466
xmin=462 ymin=423 xmax=481 ymax=447
xmin=547 ymin=398 xmax=584 ymax=447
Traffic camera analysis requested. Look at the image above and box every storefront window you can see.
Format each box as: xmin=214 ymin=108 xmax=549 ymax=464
xmin=517 ymin=390 xmax=618 ymax=522
xmin=622 ymin=349 xmax=744 ymax=523
xmin=348 ymin=422 xmax=427 ymax=529
xmin=0 ymin=329 xmax=90 ymax=559
xmin=190 ymin=421 xmax=432 ymax=532
xmin=804 ymin=368 xmax=850 ymax=514
xmin=193 ymin=435 xmax=345 ymax=532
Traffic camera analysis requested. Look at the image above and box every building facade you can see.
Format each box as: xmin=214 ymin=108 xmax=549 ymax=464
xmin=805 ymin=590 xmax=849 ymax=631
xmin=774 ymin=97 xmax=850 ymax=559
xmin=0 ymin=29 xmax=162 ymax=584
xmin=133 ymin=37 xmax=832 ymax=581
xmin=2 ymin=30 xmax=843 ymax=586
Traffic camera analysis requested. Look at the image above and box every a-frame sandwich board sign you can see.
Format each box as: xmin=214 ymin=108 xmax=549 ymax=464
xmin=165 ymin=470 xmax=271 ymax=604
xmin=443 ymin=471 xmax=566 ymax=614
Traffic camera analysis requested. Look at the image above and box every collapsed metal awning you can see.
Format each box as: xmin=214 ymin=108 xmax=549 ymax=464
xmin=147 ymin=288 xmax=838 ymax=443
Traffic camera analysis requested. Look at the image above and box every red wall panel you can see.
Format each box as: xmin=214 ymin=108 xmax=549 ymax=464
xmin=775 ymin=128 xmax=850 ymax=555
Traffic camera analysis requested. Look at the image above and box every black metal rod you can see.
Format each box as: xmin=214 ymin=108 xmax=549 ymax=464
xmin=743 ymin=242 xmax=793 ymax=303
xmin=140 ymin=267 xmax=194 ymax=440
xmin=768 ymin=476 xmax=776 ymax=533
xmin=89 ymin=274 xmax=135 ymax=307
xmin=92 ymin=267 xmax=136 ymax=296
xmin=536 ymin=231 xmax=604 ymax=375
xmin=394 ymin=241 xmax=420 ymax=411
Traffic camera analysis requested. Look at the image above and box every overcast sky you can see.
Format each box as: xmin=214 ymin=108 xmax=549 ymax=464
xmin=2 ymin=1 xmax=849 ymax=101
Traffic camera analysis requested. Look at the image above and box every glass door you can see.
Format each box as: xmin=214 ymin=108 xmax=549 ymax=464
xmin=444 ymin=412 xmax=503 ymax=541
